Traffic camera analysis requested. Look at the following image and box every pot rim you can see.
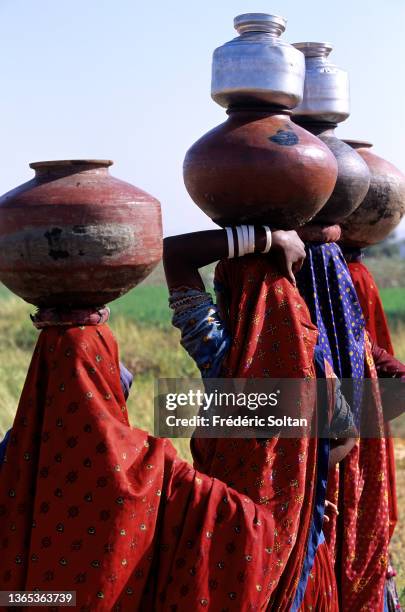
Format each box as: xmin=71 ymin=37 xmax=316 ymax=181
xmin=234 ymin=13 xmax=286 ymax=36
xmin=293 ymin=42 xmax=333 ymax=57
xmin=30 ymin=159 xmax=114 ymax=170
xmin=343 ymin=140 xmax=373 ymax=149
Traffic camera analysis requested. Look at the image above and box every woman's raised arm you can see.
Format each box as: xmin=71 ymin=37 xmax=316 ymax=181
xmin=163 ymin=227 xmax=307 ymax=290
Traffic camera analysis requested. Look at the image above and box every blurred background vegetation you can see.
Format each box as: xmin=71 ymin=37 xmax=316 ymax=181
xmin=0 ymin=249 xmax=404 ymax=599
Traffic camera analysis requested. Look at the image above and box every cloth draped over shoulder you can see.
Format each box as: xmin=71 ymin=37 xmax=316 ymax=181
xmin=347 ymin=260 xmax=394 ymax=356
xmin=187 ymin=256 xmax=338 ymax=612
xmin=297 ymin=242 xmax=390 ymax=612
xmin=347 ymin=259 xmax=399 ymax=591
xmin=0 ymin=321 xmax=317 ymax=612
xmin=297 ymin=242 xmax=365 ymax=424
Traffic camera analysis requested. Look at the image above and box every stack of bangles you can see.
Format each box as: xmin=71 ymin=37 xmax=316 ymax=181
xmin=225 ymin=225 xmax=272 ymax=259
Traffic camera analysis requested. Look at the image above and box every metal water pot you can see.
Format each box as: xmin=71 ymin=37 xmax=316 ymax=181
xmin=211 ymin=13 xmax=305 ymax=109
xmin=292 ymin=42 xmax=349 ymax=123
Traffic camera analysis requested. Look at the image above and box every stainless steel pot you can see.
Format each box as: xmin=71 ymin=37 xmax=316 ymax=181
xmin=292 ymin=42 xmax=349 ymax=123
xmin=211 ymin=13 xmax=305 ymax=109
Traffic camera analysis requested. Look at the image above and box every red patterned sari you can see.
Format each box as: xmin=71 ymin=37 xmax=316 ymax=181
xmin=191 ymin=256 xmax=338 ymax=611
xmin=348 ymin=260 xmax=398 ymax=539
xmin=324 ymin=342 xmax=390 ymax=612
xmin=0 ymin=322 xmax=330 ymax=611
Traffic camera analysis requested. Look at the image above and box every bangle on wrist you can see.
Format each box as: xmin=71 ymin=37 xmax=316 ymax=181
xmin=235 ymin=226 xmax=244 ymax=257
xmin=261 ymin=226 xmax=272 ymax=254
xmin=225 ymin=227 xmax=235 ymax=259
xmin=241 ymin=225 xmax=249 ymax=256
xmin=229 ymin=225 xmax=259 ymax=258
xmin=248 ymin=225 xmax=255 ymax=254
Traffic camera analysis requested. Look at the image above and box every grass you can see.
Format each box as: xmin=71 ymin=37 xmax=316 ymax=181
xmin=367 ymin=257 xmax=405 ymax=289
xmin=380 ymin=288 xmax=405 ymax=313
xmin=393 ymin=440 xmax=405 ymax=605
xmin=114 ymin=285 xmax=171 ymax=327
xmin=379 ymin=288 xmax=405 ymax=331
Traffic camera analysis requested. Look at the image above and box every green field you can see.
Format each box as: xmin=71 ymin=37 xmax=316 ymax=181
xmin=3 ymin=280 xmax=397 ymax=331
xmin=114 ymin=284 xmax=171 ymax=327
xmin=378 ymin=287 xmax=405 ymax=325
xmin=117 ymin=284 xmax=405 ymax=329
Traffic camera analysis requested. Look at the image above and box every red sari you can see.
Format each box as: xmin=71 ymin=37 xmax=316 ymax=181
xmin=192 ymin=256 xmax=338 ymax=611
xmin=0 ymin=322 xmax=326 ymax=611
xmin=348 ymin=260 xmax=398 ymax=538
xmin=348 ymin=261 xmax=394 ymax=355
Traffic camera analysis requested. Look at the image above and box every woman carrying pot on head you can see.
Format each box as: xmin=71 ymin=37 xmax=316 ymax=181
xmin=296 ymin=223 xmax=405 ymax=612
xmin=0 ymin=302 xmax=337 ymax=612
xmin=163 ymin=225 xmax=360 ymax=611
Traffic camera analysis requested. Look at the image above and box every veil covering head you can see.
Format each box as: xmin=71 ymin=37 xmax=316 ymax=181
xmin=190 ymin=255 xmax=327 ymax=611
xmin=0 ymin=321 xmax=328 ymax=611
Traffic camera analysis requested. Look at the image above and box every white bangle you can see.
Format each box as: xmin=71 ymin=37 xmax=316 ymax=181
xmin=262 ymin=226 xmax=272 ymax=254
xmin=248 ymin=225 xmax=255 ymax=254
xmin=241 ymin=225 xmax=249 ymax=256
xmin=225 ymin=227 xmax=235 ymax=259
xmin=236 ymin=226 xmax=244 ymax=257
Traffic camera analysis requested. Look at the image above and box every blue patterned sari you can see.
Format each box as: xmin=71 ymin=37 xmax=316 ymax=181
xmin=297 ymin=242 xmax=366 ymax=426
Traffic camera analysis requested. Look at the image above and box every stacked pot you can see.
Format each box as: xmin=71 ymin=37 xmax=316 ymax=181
xmin=292 ymin=41 xmax=405 ymax=243
xmin=292 ymin=42 xmax=371 ymax=224
xmin=183 ymin=13 xmax=338 ymax=229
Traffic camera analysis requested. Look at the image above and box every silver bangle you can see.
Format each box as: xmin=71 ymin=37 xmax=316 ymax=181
xmin=248 ymin=225 xmax=255 ymax=254
xmin=262 ymin=226 xmax=272 ymax=254
xmin=225 ymin=227 xmax=235 ymax=259
xmin=241 ymin=225 xmax=249 ymax=256
xmin=235 ymin=226 xmax=244 ymax=257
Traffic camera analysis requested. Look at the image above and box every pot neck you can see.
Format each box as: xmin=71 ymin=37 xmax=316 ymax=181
xmin=234 ymin=13 xmax=286 ymax=37
xmin=227 ymin=105 xmax=292 ymax=117
xmin=291 ymin=118 xmax=337 ymax=135
xmin=293 ymin=41 xmax=333 ymax=59
xmin=30 ymin=160 xmax=113 ymax=180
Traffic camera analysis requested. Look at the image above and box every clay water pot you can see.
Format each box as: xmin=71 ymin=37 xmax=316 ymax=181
xmin=292 ymin=122 xmax=371 ymax=224
xmin=0 ymin=160 xmax=162 ymax=307
xmin=340 ymin=142 xmax=405 ymax=247
xmin=183 ymin=108 xmax=338 ymax=228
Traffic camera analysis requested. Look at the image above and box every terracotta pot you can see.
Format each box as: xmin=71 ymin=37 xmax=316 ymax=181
xmin=292 ymin=122 xmax=371 ymax=224
xmin=340 ymin=142 xmax=405 ymax=247
xmin=0 ymin=160 xmax=162 ymax=307
xmin=183 ymin=109 xmax=338 ymax=228
xmin=297 ymin=223 xmax=341 ymax=243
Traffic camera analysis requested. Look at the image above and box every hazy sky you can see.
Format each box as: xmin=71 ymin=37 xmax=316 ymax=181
xmin=0 ymin=0 xmax=404 ymax=237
